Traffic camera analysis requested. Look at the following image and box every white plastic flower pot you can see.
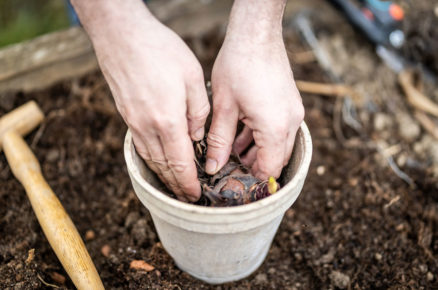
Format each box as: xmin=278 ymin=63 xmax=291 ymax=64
xmin=124 ymin=122 xmax=312 ymax=284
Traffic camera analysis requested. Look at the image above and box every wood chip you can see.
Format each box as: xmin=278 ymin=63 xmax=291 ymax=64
xmin=25 ymin=248 xmax=35 ymax=265
xmin=101 ymin=245 xmax=110 ymax=257
xmin=289 ymin=50 xmax=316 ymax=64
xmin=130 ymin=260 xmax=155 ymax=272
xmin=296 ymin=80 xmax=361 ymax=101
xmin=49 ymin=272 xmax=66 ymax=284
xmin=85 ymin=230 xmax=96 ymax=241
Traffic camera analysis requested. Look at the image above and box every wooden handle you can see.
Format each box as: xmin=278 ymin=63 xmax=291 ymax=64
xmin=3 ymin=131 xmax=104 ymax=290
xmin=0 ymin=100 xmax=44 ymax=150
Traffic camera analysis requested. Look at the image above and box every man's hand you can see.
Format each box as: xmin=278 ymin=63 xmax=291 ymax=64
xmin=206 ymin=0 xmax=304 ymax=180
xmin=72 ymin=0 xmax=209 ymax=202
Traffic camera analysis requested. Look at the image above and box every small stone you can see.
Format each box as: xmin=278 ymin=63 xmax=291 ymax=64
xmin=101 ymin=245 xmax=111 ymax=257
xmin=397 ymin=154 xmax=407 ymax=167
xmin=419 ymin=264 xmax=428 ymax=273
xmin=374 ymin=113 xmax=392 ymax=131
xmin=375 ymin=253 xmax=382 ymax=261
xmin=268 ymin=267 xmax=276 ymax=275
xmin=255 ymin=273 xmax=268 ymax=284
xmin=294 ymin=253 xmax=303 ymax=262
xmin=427 ymin=272 xmax=434 ymax=281
xmin=46 ymin=149 xmax=59 ymax=162
xmin=155 ymin=270 xmax=161 ymax=277
xmin=85 ymin=230 xmax=95 ymax=241
xmin=130 ymin=260 xmax=155 ymax=272
xmin=50 ymin=272 xmax=66 ymax=284
xmin=348 ymin=178 xmax=358 ymax=187
xmin=124 ymin=212 xmax=140 ymax=229
xmin=396 ymin=113 xmax=420 ymax=142
xmin=316 ymin=166 xmax=326 ymax=176
xmin=320 ymin=250 xmax=335 ymax=264
xmin=330 ymin=271 xmax=350 ymax=289
xmin=395 ymin=224 xmax=404 ymax=231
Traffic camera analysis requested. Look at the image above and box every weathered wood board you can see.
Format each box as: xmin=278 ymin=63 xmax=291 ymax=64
xmin=0 ymin=0 xmax=233 ymax=94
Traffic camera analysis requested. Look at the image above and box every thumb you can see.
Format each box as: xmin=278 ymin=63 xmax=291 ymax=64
xmin=205 ymin=99 xmax=239 ymax=175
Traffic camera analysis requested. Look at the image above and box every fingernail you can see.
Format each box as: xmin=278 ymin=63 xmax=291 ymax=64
xmin=205 ymin=158 xmax=218 ymax=175
xmin=193 ymin=127 xmax=204 ymax=141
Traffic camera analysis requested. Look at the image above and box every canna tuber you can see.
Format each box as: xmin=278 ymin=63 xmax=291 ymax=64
xmin=193 ymin=139 xmax=280 ymax=207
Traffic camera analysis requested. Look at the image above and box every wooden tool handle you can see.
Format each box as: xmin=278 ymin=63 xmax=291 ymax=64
xmin=3 ymin=131 xmax=104 ymax=290
xmin=0 ymin=101 xmax=44 ymax=150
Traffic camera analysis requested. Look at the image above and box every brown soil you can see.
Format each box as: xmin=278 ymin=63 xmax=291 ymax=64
xmin=401 ymin=2 xmax=438 ymax=74
xmin=1 ymin=1 xmax=438 ymax=289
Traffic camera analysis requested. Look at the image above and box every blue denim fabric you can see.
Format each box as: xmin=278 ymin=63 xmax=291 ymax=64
xmin=65 ymin=0 xmax=149 ymax=26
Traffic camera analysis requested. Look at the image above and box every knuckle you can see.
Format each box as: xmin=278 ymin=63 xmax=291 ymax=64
xmin=187 ymin=64 xmax=204 ymax=82
xmin=207 ymin=132 xmax=230 ymax=149
xmin=293 ymin=104 xmax=305 ymax=124
xmin=168 ymin=160 xmax=190 ymax=174
xmin=188 ymin=102 xmax=210 ymax=122
xmin=213 ymin=99 xmax=234 ymax=115
xmin=265 ymin=122 xmax=289 ymax=139
xmin=152 ymin=115 xmax=179 ymax=132
xmin=152 ymin=158 xmax=168 ymax=171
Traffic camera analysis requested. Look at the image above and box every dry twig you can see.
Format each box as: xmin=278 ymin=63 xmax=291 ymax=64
xmin=296 ymin=80 xmax=360 ymax=100
xmin=414 ymin=111 xmax=438 ymax=139
xmin=398 ymin=70 xmax=438 ymax=117
xmin=37 ymin=274 xmax=59 ymax=288
xmin=288 ymin=50 xmax=316 ymax=64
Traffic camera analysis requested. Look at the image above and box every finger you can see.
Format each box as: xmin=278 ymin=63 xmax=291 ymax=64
xmin=142 ymin=132 xmax=185 ymax=199
xmin=240 ymin=145 xmax=258 ymax=168
xmin=186 ymin=74 xmax=210 ymax=141
xmin=132 ymin=130 xmax=187 ymax=200
xmin=252 ymin=129 xmax=287 ymax=180
xmin=159 ymin=124 xmax=201 ymax=202
xmin=131 ymin=131 xmax=160 ymax=175
xmin=206 ymin=99 xmax=239 ymax=175
xmin=233 ymin=126 xmax=253 ymax=155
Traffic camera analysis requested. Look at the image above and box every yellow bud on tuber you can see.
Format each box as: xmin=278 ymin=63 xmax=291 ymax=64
xmin=268 ymin=176 xmax=278 ymax=194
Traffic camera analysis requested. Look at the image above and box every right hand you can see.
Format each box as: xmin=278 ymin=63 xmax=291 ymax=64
xmin=89 ymin=10 xmax=209 ymax=202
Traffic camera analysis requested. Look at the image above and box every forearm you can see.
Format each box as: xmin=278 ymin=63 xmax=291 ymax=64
xmin=227 ymin=0 xmax=287 ymax=43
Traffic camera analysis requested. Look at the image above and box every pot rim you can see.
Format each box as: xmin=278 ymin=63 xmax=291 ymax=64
xmin=124 ymin=122 xmax=312 ymax=215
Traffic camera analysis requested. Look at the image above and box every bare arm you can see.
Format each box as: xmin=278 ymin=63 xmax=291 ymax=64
xmin=72 ymin=0 xmax=210 ymax=202
xmin=207 ymin=0 xmax=304 ymax=179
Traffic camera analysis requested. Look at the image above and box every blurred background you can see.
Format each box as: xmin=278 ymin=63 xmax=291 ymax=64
xmin=0 ymin=0 xmax=70 ymax=47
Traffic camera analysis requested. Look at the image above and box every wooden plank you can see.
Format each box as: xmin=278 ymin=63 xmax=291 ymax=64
xmin=0 ymin=0 xmax=232 ymax=94
xmin=0 ymin=27 xmax=97 ymax=93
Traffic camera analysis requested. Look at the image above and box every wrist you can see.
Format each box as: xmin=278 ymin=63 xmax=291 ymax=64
xmin=71 ymin=0 xmax=155 ymax=43
xmin=226 ymin=0 xmax=286 ymax=43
